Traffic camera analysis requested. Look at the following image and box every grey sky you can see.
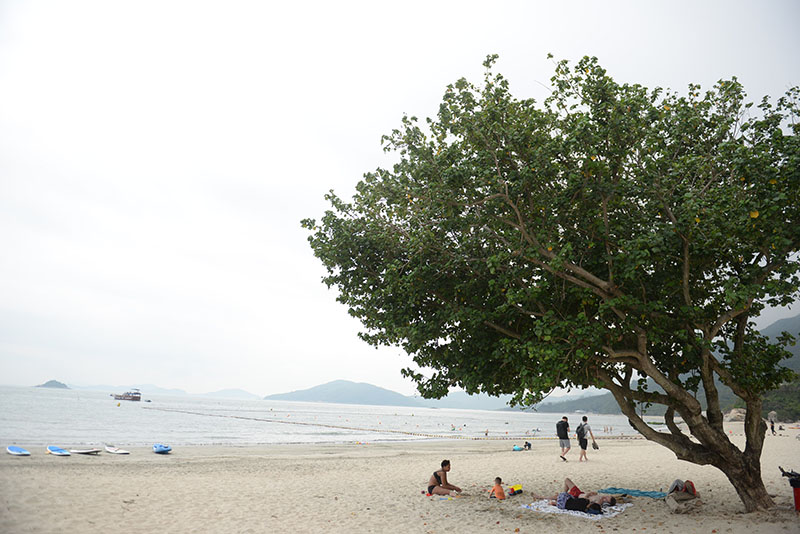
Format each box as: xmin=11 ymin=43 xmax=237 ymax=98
xmin=1 ymin=1 xmax=798 ymax=396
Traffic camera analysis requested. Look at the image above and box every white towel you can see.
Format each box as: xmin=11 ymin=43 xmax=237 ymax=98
xmin=522 ymin=499 xmax=632 ymax=520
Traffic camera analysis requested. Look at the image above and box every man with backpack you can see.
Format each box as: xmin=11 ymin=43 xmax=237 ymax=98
xmin=556 ymin=416 xmax=570 ymax=461
xmin=576 ymin=415 xmax=597 ymax=462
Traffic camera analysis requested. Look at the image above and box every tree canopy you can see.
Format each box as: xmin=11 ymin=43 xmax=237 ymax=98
xmin=302 ymin=55 xmax=800 ymax=510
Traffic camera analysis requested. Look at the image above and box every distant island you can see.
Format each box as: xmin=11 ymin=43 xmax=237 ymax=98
xmin=35 ymin=379 xmax=69 ymax=389
xmin=264 ymin=380 xmax=421 ymax=407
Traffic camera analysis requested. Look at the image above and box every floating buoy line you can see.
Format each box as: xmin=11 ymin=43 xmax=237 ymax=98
xmin=142 ymin=406 xmax=642 ymax=441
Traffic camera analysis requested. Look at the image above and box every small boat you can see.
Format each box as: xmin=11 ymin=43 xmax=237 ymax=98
xmin=105 ymin=445 xmax=130 ymax=455
xmin=112 ymin=388 xmax=141 ymax=401
xmin=153 ymin=443 xmax=172 ymax=454
xmin=7 ymin=446 xmax=31 ymax=456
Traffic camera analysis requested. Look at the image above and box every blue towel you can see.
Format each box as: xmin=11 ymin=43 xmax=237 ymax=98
xmin=598 ymin=487 xmax=667 ymax=499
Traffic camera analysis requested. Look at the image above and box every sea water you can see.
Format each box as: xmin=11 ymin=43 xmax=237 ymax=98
xmin=0 ymin=386 xmax=636 ymax=446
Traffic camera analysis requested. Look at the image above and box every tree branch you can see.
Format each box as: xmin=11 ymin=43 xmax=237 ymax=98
xmin=595 ymin=369 xmax=716 ymax=463
xmin=482 ymin=320 xmax=522 ymax=340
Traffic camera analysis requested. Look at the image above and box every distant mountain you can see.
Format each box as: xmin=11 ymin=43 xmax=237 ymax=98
xmin=761 ymin=314 xmax=800 ymax=373
xmin=201 ymin=388 xmax=260 ymax=400
xmin=51 ymin=314 xmax=795 ymax=413
xmin=264 ymin=380 xmax=421 ymax=407
xmin=538 ymin=387 xmax=605 ymax=404
xmin=264 ymin=381 xmax=524 ymax=410
xmin=419 ymin=391 xmax=511 ymax=410
xmin=762 ymin=378 xmax=800 ymax=422
xmin=534 ymin=392 xmax=625 ymax=414
xmin=35 ymin=379 xmax=69 ymax=389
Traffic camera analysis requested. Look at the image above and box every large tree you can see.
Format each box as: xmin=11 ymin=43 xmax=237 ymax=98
xmin=302 ymin=56 xmax=799 ymax=511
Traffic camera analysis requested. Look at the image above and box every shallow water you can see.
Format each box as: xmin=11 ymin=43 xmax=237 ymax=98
xmin=0 ymin=385 xmax=635 ymax=446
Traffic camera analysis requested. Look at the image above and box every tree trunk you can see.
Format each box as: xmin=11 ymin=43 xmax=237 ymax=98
xmin=717 ymin=453 xmax=775 ymax=512
xmin=597 ymin=371 xmax=776 ymax=512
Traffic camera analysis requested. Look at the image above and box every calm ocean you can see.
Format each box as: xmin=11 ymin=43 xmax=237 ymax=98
xmin=0 ymin=386 xmax=635 ymax=447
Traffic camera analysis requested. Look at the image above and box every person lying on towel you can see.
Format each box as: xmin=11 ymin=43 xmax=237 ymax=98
xmin=533 ymin=478 xmax=616 ymax=513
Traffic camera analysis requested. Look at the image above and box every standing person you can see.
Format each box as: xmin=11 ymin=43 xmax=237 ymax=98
xmin=426 ymin=459 xmax=462 ymax=496
xmin=770 ymin=420 xmax=776 ymax=435
xmin=556 ymin=416 xmax=570 ymax=461
xmin=576 ymin=416 xmax=597 ymax=462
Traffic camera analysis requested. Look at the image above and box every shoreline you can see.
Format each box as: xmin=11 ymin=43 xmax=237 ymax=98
xmin=2 ymin=424 xmax=798 ymax=533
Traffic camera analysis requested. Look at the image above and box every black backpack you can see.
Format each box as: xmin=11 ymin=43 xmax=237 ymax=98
xmin=576 ymin=423 xmax=586 ymax=440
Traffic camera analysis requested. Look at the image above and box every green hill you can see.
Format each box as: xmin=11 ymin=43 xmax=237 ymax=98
xmin=761 ymin=378 xmax=800 ymax=421
xmin=534 ymin=393 xmax=621 ymax=414
xmin=535 ymin=313 xmax=799 ymax=418
xmin=264 ymin=380 xmax=422 ymax=407
xmin=761 ymin=314 xmax=800 ymax=373
xmin=264 ymin=380 xmax=520 ymax=409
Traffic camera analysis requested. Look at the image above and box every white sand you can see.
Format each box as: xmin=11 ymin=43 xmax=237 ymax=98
xmin=1 ymin=423 xmax=798 ymax=533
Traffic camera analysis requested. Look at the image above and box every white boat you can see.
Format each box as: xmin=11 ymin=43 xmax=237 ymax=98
xmin=112 ymin=388 xmax=141 ymax=401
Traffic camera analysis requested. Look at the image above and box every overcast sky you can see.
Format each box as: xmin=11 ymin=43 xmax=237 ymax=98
xmin=1 ymin=1 xmax=798 ymax=396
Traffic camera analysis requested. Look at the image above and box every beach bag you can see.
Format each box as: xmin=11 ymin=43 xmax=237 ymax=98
xmin=668 ymin=479 xmax=698 ymax=499
xmin=576 ymin=423 xmax=586 ymax=440
xmin=667 ymin=479 xmax=685 ymax=494
xmin=666 ymin=493 xmax=701 ymax=513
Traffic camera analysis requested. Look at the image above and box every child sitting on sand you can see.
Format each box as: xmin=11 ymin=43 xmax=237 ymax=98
xmin=489 ymin=477 xmax=506 ymax=500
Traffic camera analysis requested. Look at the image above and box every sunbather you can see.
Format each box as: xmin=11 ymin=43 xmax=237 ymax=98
xmin=532 ymin=478 xmax=616 ymax=512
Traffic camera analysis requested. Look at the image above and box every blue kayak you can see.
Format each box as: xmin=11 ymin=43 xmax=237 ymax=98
xmin=153 ymin=443 xmax=172 ymax=454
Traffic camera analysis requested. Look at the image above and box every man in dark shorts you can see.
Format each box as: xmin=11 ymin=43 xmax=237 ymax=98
xmin=576 ymin=415 xmax=597 ymax=462
xmin=556 ymin=416 xmax=570 ymax=461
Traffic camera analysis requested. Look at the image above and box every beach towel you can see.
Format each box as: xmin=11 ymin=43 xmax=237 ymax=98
xmin=598 ymin=487 xmax=667 ymax=499
xmin=522 ymin=500 xmax=632 ymax=520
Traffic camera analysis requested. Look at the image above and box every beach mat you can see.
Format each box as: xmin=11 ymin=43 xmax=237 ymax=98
xmin=522 ymin=499 xmax=631 ymax=520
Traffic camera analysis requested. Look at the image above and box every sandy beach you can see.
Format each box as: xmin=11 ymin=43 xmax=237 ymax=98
xmin=2 ymin=423 xmax=798 ymax=533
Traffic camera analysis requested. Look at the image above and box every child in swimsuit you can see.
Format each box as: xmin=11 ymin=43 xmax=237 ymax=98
xmin=489 ymin=477 xmax=506 ymax=499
